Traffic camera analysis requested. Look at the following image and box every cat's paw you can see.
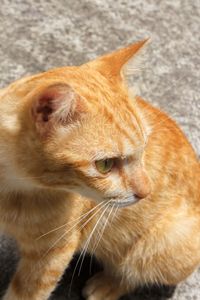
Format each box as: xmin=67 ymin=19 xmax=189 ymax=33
xmin=82 ymin=272 xmax=126 ymax=300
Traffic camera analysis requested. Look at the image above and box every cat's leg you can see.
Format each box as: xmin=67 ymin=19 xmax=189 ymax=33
xmin=82 ymin=271 xmax=131 ymax=300
xmin=2 ymin=236 xmax=79 ymax=300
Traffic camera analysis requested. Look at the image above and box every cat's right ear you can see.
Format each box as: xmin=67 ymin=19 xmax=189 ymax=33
xmin=86 ymin=39 xmax=150 ymax=81
xmin=31 ymin=83 xmax=84 ymax=137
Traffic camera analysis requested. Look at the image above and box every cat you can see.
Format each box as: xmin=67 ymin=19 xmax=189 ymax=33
xmin=0 ymin=39 xmax=199 ymax=300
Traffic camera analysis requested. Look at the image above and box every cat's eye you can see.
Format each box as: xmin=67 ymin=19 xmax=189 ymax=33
xmin=95 ymin=159 xmax=115 ymax=174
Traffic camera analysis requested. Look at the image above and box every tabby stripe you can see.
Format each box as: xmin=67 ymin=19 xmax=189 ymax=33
xmin=22 ymin=242 xmax=76 ymax=260
xmin=12 ymin=275 xmax=59 ymax=296
xmin=116 ymin=135 xmax=128 ymax=188
xmin=125 ymin=101 xmax=145 ymax=140
xmin=101 ymin=104 xmax=140 ymax=146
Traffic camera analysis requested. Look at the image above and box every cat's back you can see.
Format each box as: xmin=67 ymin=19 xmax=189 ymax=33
xmin=0 ymin=87 xmax=6 ymax=98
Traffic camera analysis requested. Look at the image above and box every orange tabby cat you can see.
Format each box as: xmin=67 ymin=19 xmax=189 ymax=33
xmin=0 ymin=39 xmax=199 ymax=300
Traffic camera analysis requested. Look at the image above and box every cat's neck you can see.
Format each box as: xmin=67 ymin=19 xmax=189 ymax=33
xmin=0 ymin=186 xmax=76 ymax=226
xmin=0 ymin=185 xmax=67 ymax=208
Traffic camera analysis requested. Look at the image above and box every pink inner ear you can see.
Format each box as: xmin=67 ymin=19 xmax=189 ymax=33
xmin=36 ymin=87 xmax=67 ymax=122
xmin=36 ymin=97 xmax=54 ymax=122
xmin=31 ymin=84 xmax=78 ymax=136
xmin=32 ymin=84 xmax=73 ymax=121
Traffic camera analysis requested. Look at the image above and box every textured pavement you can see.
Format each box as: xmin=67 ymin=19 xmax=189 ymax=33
xmin=0 ymin=0 xmax=199 ymax=299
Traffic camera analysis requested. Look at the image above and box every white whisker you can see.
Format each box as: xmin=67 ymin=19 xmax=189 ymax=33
xmin=69 ymin=201 xmax=111 ymax=295
xmin=78 ymin=202 xmax=112 ymax=276
xmin=91 ymin=204 xmax=115 ymax=256
xmin=36 ymin=200 xmax=103 ymax=240
xmin=41 ymin=201 xmax=109 ymax=260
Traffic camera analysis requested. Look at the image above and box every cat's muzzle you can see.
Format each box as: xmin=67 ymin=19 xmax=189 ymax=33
xmin=108 ymin=195 xmax=140 ymax=208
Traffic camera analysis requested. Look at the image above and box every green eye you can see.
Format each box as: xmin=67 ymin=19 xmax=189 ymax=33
xmin=95 ymin=159 xmax=114 ymax=174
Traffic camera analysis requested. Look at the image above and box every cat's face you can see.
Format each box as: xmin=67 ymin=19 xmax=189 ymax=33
xmin=16 ymin=40 xmax=151 ymax=207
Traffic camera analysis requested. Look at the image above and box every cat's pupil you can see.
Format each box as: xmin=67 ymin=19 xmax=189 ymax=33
xmin=105 ymin=159 xmax=109 ymax=167
xmin=95 ymin=158 xmax=114 ymax=174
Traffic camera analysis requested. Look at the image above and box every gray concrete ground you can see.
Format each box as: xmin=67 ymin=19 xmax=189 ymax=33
xmin=0 ymin=0 xmax=199 ymax=299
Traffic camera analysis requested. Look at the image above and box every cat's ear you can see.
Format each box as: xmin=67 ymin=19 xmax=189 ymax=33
xmin=87 ymin=39 xmax=149 ymax=81
xmin=31 ymin=83 xmax=84 ymax=137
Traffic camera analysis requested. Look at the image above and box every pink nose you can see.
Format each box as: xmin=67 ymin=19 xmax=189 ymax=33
xmin=130 ymin=167 xmax=151 ymax=199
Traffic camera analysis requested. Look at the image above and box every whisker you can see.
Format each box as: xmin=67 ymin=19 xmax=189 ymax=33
xmin=41 ymin=201 xmax=109 ymax=260
xmin=27 ymin=201 xmax=110 ymax=286
xmin=91 ymin=203 xmax=115 ymax=256
xmin=89 ymin=203 xmax=118 ymax=273
xmin=36 ymin=200 xmax=103 ymax=240
xmin=78 ymin=203 xmax=111 ymax=276
xmin=69 ymin=201 xmax=111 ymax=295
xmin=110 ymin=203 xmax=119 ymax=224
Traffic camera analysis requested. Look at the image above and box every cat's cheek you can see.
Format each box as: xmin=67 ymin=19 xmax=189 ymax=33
xmin=74 ymin=185 xmax=102 ymax=203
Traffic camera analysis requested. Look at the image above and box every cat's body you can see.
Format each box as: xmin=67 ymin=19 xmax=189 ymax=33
xmin=0 ymin=40 xmax=199 ymax=300
xmin=82 ymin=98 xmax=200 ymax=298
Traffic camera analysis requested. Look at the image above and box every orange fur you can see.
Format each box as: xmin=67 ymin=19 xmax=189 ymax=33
xmin=0 ymin=40 xmax=199 ymax=300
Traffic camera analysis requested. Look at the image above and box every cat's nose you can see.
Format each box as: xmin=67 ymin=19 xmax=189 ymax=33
xmin=134 ymin=184 xmax=151 ymax=200
xmin=130 ymin=167 xmax=151 ymax=200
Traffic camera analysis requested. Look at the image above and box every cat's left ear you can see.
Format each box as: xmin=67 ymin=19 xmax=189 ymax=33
xmin=31 ymin=83 xmax=84 ymax=137
xmin=86 ymin=38 xmax=150 ymax=81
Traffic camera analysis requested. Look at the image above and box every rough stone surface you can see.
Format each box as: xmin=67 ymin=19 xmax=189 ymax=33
xmin=0 ymin=0 xmax=199 ymax=299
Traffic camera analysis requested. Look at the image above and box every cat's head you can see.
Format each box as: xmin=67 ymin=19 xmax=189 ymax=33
xmin=13 ymin=39 xmax=151 ymax=207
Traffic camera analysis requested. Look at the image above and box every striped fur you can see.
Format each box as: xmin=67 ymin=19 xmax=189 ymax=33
xmin=0 ymin=40 xmax=199 ymax=300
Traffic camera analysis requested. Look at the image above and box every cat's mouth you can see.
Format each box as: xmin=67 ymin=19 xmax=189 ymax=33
xmin=106 ymin=196 xmax=140 ymax=208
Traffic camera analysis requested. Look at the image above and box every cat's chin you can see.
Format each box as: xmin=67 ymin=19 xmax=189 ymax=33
xmin=108 ymin=196 xmax=140 ymax=208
